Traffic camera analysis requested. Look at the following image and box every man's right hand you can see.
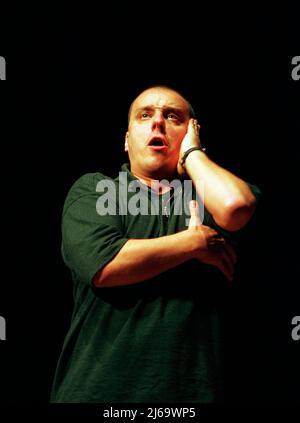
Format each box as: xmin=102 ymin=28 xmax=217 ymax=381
xmin=188 ymin=200 xmax=237 ymax=281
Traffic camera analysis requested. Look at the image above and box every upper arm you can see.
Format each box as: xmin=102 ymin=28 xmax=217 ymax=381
xmin=61 ymin=174 xmax=128 ymax=286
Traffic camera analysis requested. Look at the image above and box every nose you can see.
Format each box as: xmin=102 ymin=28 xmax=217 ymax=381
xmin=151 ymin=110 xmax=165 ymax=133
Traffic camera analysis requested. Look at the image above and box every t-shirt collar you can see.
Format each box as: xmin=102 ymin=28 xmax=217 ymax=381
xmin=120 ymin=163 xmax=183 ymax=196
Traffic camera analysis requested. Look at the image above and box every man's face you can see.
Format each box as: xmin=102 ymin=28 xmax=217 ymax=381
xmin=125 ymin=87 xmax=190 ymax=180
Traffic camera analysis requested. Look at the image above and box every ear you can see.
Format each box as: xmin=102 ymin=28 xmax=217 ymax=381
xmin=124 ymin=132 xmax=129 ymax=152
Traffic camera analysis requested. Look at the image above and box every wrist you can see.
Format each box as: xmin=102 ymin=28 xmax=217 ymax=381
xmin=179 ymin=146 xmax=206 ymax=170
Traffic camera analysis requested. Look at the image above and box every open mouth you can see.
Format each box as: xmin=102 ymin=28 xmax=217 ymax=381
xmin=148 ymin=136 xmax=168 ymax=150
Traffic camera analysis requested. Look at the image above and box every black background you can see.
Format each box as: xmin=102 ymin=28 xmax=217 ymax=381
xmin=0 ymin=1 xmax=299 ymax=408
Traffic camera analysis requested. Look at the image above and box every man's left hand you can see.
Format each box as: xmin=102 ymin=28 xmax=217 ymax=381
xmin=177 ymin=118 xmax=202 ymax=175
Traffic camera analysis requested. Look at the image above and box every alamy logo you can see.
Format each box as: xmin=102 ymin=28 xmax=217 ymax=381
xmin=0 ymin=56 xmax=6 ymax=80
xmin=291 ymin=56 xmax=300 ymax=81
xmin=291 ymin=316 xmax=300 ymax=341
xmin=0 ymin=316 xmax=6 ymax=340
xmin=95 ymin=172 xmax=205 ymax=226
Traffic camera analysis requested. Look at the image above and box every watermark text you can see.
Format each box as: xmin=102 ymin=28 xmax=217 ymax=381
xmin=291 ymin=56 xmax=300 ymax=81
xmin=291 ymin=316 xmax=300 ymax=341
xmin=0 ymin=56 xmax=6 ymax=80
xmin=95 ymin=172 xmax=205 ymax=226
xmin=0 ymin=315 xmax=6 ymax=340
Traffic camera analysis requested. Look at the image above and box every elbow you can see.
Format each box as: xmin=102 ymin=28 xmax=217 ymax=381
xmin=92 ymin=263 xmax=125 ymax=288
xmin=215 ymin=195 xmax=257 ymax=231
xmin=92 ymin=270 xmax=104 ymax=288
xmin=92 ymin=268 xmax=111 ymax=288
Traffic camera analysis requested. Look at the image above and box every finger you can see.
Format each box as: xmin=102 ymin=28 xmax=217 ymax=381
xmin=208 ymin=235 xmax=226 ymax=252
xmin=215 ymin=258 xmax=233 ymax=282
xmin=187 ymin=118 xmax=194 ymax=133
xmin=193 ymin=119 xmax=201 ymax=137
xmin=211 ymin=248 xmax=234 ymax=281
xmin=209 ymin=237 xmax=236 ymax=263
xmin=188 ymin=200 xmax=202 ymax=228
xmin=221 ymin=249 xmax=235 ymax=278
xmin=193 ymin=119 xmax=200 ymax=133
xmin=224 ymin=241 xmax=237 ymax=264
xmin=189 ymin=119 xmax=200 ymax=135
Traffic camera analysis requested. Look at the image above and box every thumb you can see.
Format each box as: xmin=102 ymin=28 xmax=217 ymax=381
xmin=188 ymin=200 xmax=201 ymax=228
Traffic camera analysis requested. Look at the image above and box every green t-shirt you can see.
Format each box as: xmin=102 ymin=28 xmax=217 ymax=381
xmin=50 ymin=164 xmax=261 ymax=403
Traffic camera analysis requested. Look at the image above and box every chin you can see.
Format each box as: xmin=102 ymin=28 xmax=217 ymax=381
xmin=147 ymin=163 xmax=177 ymax=180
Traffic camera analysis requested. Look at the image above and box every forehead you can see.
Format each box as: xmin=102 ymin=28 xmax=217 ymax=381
xmin=132 ymin=88 xmax=190 ymax=113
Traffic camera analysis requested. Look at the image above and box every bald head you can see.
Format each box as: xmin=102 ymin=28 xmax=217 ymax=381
xmin=128 ymin=86 xmax=195 ymax=124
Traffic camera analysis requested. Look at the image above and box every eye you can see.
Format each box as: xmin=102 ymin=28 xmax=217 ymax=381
xmin=167 ymin=113 xmax=178 ymax=120
xmin=141 ymin=112 xmax=150 ymax=119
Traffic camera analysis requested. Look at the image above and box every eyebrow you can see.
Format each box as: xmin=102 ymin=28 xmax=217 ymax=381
xmin=135 ymin=106 xmax=188 ymax=117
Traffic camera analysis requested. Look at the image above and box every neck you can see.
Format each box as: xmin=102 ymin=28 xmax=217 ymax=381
xmin=131 ymin=171 xmax=175 ymax=195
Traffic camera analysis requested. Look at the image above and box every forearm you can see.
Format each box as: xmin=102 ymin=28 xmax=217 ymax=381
xmin=185 ymin=150 xmax=257 ymax=230
xmin=93 ymin=230 xmax=195 ymax=288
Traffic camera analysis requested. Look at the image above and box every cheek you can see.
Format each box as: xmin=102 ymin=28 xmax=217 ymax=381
xmin=171 ymin=130 xmax=185 ymax=148
xmin=128 ymin=127 xmax=148 ymax=149
xmin=128 ymin=136 xmax=144 ymax=154
xmin=134 ymin=124 xmax=149 ymax=137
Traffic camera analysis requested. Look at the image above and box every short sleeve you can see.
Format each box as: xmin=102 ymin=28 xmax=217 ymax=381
xmin=61 ymin=173 xmax=128 ymax=286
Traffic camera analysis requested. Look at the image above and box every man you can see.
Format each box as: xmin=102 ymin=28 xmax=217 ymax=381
xmin=51 ymin=85 xmax=260 ymax=403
